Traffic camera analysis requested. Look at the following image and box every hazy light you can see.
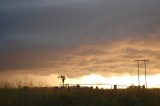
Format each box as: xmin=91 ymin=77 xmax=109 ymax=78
xmin=1 ymin=72 xmax=160 ymax=88
xmin=66 ymin=74 xmax=160 ymax=88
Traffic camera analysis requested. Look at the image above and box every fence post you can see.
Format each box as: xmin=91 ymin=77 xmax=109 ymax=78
xmin=114 ymin=85 xmax=117 ymax=90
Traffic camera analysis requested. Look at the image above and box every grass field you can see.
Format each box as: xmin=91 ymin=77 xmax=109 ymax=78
xmin=1 ymin=87 xmax=160 ymax=106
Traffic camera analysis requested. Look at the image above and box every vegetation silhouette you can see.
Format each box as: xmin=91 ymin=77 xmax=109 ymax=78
xmin=1 ymin=86 xmax=160 ymax=106
xmin=58 ymin=75 xmax=66 ymax=87
xmin=0 ymin=80 xmax=159 ymax=106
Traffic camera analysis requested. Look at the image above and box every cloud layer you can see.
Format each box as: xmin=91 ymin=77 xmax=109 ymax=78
xmin=0 ymin=0 xmax=160 ymax=78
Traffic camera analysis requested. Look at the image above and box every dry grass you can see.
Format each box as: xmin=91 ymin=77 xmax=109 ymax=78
xmin=0 ymin=87 xmax=160 ymax=106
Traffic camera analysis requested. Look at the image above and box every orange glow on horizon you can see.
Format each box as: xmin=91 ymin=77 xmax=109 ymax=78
xmin=1 ymin=72 xmax=160 ymax=88
xmin=66 ymin=74 xmax=160 ymax=88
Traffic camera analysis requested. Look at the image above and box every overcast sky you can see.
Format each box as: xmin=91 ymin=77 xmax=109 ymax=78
xmin=1 ymin=0 xmax=160 ymax=79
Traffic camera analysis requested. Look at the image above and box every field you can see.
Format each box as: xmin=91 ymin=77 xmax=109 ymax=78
xmin=1 ymin=87 xmax=160 ymax=106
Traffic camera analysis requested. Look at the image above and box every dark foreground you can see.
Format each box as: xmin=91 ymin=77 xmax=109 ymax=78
xmin=0 ymin=87 xmax=160 ymax=106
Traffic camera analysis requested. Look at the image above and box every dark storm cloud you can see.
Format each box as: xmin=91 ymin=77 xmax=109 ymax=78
xmin=1 ymin=0 xmax=160 ymax=77
xmin=1 ymin=0 xmax=160 ymax=47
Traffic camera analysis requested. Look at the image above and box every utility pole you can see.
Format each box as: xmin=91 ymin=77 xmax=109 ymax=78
xmin=144 ymin=60 xmax=149 ymax=88
xmin=134 ymin=60 xmax=149 ymax=88
xmin=134 ymin=60 xmax=140 ymax=86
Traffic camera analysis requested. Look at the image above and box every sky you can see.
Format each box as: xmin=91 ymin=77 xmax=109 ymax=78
xmin=1 ymin=0 xmax=160 ymax=87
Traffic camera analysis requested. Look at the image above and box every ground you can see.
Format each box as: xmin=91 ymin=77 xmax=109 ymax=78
xmin=0 ymin=87 xmax=160 ymax=106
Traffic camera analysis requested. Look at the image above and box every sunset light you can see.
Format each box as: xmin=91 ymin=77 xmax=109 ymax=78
xmin=0 ymin=0 xmax=160 ymax=89
xmin=66 ymin=74 xmax=160 ymax=89
xmin=1 ymin=0 xmax=160 ymax=105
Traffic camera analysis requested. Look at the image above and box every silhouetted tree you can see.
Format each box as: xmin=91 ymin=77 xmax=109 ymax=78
xmin=58 ymin=75 xmax=66 ymax=86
